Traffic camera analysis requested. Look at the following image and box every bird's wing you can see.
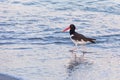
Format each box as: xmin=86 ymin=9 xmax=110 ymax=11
xmin=71 ymin=32 xmax=88 ymax=41
xmin=71 ymin=32 xmax=96 ymax=43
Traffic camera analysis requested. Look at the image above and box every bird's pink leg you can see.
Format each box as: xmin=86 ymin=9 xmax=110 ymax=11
xmin=71 ymin=44 xmax=78 ymax=51
xmin=70 ymin=44 xmax=78 ymax=52
xmin=81 ymin=44 xmax=86 ymax=55
xmin=71 ymin=51 xmax=77 ymax=61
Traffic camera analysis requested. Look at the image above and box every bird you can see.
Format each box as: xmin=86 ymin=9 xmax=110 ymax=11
xmin=62 ymin=24 xmax=96 ymax=52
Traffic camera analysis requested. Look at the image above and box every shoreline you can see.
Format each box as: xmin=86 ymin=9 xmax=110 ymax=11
xmin=0 ymin=73 xmax=21 ymax=80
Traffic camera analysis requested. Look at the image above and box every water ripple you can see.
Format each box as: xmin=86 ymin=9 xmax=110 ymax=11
xmin=0 ymin=0 xmax=120 ymax=80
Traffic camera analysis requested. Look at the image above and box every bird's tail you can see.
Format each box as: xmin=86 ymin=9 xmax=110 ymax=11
xmin=87 ymin=38 xmax=96 ymax=43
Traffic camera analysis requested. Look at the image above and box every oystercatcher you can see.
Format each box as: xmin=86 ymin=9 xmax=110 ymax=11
xmin=63 ymin=24 xmax=96 ymax=51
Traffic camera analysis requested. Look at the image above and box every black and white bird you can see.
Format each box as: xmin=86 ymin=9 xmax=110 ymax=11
xmin=63 ymin=24 xmax=96 ymax=51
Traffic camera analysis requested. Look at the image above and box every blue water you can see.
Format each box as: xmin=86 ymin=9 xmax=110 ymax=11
xmin=0 ymin=0 xmax=120 ymax=80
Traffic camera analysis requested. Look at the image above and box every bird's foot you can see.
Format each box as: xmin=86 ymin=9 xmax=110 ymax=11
xmin=82 ymin=51 xmax=86 ymax=54
xmin=69 ymin=49 xmax=77 ymax=52
xmin=69 ymin=47 xmax=78 ymax=52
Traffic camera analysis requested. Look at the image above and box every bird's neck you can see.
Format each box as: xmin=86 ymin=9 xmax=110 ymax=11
xmin=70 ymin=30 xmax=75 ymax=35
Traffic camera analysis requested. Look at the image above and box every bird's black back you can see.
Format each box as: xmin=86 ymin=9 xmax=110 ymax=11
xmin=71 ymin=32 xmax=96 ymax=43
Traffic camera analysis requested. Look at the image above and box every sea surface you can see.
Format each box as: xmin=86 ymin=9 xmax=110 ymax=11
xmin=0 ymin=0 xmax=120 ymax=80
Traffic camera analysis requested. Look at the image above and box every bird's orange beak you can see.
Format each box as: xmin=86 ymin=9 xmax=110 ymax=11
xmin=62 ymin=26 xmax=70 ymax=32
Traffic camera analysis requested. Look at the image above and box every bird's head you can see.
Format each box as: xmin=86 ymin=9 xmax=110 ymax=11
xmin=62 ymin=24 xmax=76 ymax=32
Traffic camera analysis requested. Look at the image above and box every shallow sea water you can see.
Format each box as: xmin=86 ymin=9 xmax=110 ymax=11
xmin=0 ymin=0 xmax=120 ymax=80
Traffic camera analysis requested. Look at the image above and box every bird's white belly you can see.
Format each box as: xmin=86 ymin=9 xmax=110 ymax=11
xmin=71 ymin=39 xmax=87 ymax=45
xmin=70 ymin=36 xmax=88 ymax=45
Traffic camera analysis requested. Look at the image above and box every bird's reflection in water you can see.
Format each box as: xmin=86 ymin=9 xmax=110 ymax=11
xmin=67 ymin=51 xmax=86 ymax=70
xmin=66 ymin=51 xmax=93 ymax=80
